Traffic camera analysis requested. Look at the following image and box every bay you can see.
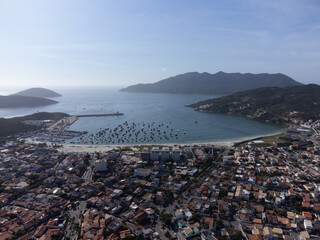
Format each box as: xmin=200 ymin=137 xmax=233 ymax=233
xmin=0 ymin=87 xmax=283 ymax=145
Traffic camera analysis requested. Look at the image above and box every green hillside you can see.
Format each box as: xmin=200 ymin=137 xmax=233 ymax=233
xmin=188 ymin=84 xmax=320 ymax=123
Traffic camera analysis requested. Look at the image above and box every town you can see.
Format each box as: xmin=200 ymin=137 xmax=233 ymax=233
xmin=0 ymin=120 xmax=320 ymax=240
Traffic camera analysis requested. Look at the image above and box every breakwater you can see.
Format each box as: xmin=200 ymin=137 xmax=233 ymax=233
xmin=76 ymin=113 xmax=124 ymax=118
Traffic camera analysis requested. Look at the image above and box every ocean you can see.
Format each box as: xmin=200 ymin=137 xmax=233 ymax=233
xmin=0 ymin=87 xmax=283 ymax=145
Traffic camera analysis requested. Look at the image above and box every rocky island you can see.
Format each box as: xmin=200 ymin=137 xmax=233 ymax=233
xmin=0 ymin=88 xmax=62 ymax=108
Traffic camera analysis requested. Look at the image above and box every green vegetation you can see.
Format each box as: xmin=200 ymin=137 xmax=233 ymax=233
xmin=159 ymin=213 xmax=173 ymax=226
xmin=15 ymin=112 xmax=69 ymax=121
xmin=219 ymin=188 xmax=228 ymax=197
xmin=0 ymin=118 xmax=39 ymax=137
xmin=0 ymin=112 xmax=69 ymax=137
xmin=189 ymin=84 xmax=320 ymax=123
xmin=231 ymin=230 xmax=243 ymax=240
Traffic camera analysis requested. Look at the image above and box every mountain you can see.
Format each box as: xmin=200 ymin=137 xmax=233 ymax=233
xmin=0 ymin=95 xmax=58 ymax=108
xmin=14 ymin=88 xmax=62 ymax=98
xmin=188 ymin=84 xmax=320 ymax=124
xmin=120 ymin=72 xmax=302 ymax=94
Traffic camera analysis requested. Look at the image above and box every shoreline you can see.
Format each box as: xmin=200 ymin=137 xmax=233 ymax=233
xmin=56 ymin=130 xmax=285 ymax=153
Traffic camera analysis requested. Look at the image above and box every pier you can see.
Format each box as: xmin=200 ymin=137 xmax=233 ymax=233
xmin=75 ymin=113 xmax=124 ymax=118
xmin=48 ymin=116 xmax=79 ymax=131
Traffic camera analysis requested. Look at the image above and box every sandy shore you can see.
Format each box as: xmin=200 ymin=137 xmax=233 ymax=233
xmin=57 ymin=140 xmax=239 ymax=153
xmin=25 ymin=129 xmax=285 ymax=153
xmin=57 ymin=129 xmax=286 ymax=153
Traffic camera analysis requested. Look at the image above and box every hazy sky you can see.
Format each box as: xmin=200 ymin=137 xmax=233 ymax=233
xmin=0 ymin=0 xmax=319 ymax=88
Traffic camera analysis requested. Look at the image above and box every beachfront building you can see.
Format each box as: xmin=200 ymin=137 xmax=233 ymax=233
xmin=141 ymin=148 xmax=150 ymax=162
xmin=172 ymin=147 xmax=181 ymax=162
xmin=150 ymin=147 xmax=160 ymax=161
xmin=95 ymin=160 xmax=108 ymax=172
xmin=161 ymin=147 xmax=170 ymax=162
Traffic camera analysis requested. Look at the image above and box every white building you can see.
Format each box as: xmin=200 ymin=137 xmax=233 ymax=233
xmin=134 ymin=168 xmax=152 ymax=178
xmin=141 ymin=148 xmax=150 ymax=162
xmin=304 ymin=219 xmax=313 ymax=232
xmin=174 ymin=209 xmax=184 ymax=221
xmin=57 ymin=158 xmax=71 ymax=170
xmin=172 ymin=147 xmax=181 ymax=162
xmin=161 ymin=147 xmax=170 ymax=162
xmin=13 ymin=181 xmax=29 ymax=192
xmin=184 ymin=210 xmax=193 ymax=220
xmin=150 ymin=147 xmax=160 ymax=161
xmin=95 ymin=160 xmax=108 ymax=172
xmin=113 ymin=189 xmax=123 ymax=197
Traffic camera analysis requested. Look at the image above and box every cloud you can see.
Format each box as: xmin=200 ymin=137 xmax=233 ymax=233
xmin=37 ymin=53 xmax=61 ymax=59
xmin=34 ymin=44 xmax=99 ymax=50
xmin=162 ymin=68 xmax=167 ymax=72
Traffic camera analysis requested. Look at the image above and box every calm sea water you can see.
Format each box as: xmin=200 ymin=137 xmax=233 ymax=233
xmin=0 ymin=87 xmax=283 ymax=144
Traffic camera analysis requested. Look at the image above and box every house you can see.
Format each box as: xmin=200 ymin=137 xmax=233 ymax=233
xmin=263 ymin=227 xmax=273 ymax=239
xmin=13 ymin=181 xmax=29 ymax=192
xmin=303 ymin=219 xmax=313 ymax=232
xmin=182 ymin=222 xmax=201 ymax=238
xmin=134 ymin=211 xmax=149 ymax=224
xmin=299 ymin=231 xmax=310 ymax=240
xmin=175 ymin=209 xmax=184 ymax=221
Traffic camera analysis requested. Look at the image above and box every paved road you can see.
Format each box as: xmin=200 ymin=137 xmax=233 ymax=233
xmin=232 ymin=217 xmax=248 ymax=240
xmin=155 ymin=221 xmax=169 ymax=240
xmin=65 ymin=201 xmax=86 ymax=239
xmin=65 ymin=155 xmax=93 ymax=239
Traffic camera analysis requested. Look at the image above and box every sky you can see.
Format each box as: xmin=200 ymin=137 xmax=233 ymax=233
xmin=0 ymin=0 xmax=319 ymax=88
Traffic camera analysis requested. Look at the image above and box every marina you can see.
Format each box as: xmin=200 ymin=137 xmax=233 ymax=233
xmin=68 ymin=120 xmax=188 ymax=145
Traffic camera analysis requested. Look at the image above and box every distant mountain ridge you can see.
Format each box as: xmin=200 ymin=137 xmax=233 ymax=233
xmin=14 ymin=87 xmax=62 ymax=98
xmin=120 ymin=71 xmax=302 ymax=94
xmin=188 ymin=84 xmax=320 ymax=123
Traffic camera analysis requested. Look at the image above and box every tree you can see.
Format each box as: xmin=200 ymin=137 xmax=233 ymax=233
xmin=51 ymin=231 xmax=64 ymax=240
xmin=231 ymin=230 xmax=243 ymax=240
xmin=215 ymin=218 xmax=223 ymax=228
xmin=159 ymin=213 xmax=172 ymax=226
xmin=219 ymin=188 xmax=228 ymax=198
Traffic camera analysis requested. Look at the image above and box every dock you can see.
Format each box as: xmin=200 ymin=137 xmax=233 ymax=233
xmin=48 ymin=116 xmax=79 ymax=131
xmin=75 ymin=113 xmax=124 ymax=118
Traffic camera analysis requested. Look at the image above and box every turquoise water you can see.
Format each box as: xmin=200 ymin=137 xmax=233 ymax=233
xmin=0 ymin=87 xmax=283 ymax=144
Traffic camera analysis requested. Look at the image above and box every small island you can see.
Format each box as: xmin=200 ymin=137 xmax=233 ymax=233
xmin=14 ymin=87 xmax=62 ymax=98
xmin=0 ymin=88 xmax=62 ymax=108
